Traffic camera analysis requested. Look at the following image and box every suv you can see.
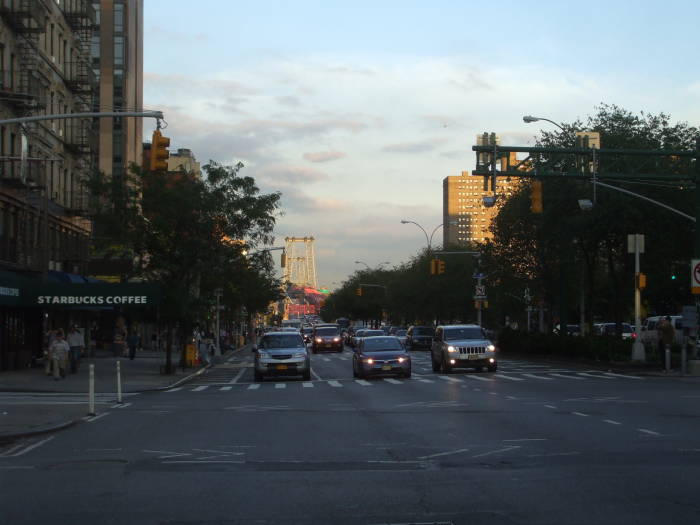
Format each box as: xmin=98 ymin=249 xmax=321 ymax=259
xmin=430 ymin=324 xmax=497 ymax=373
xmin=406 ymin=325 xmax=435 ymax=350
xmin=253 ymin=332 xmax=310 ymax=381
xmin=311 ymin=326 xmax=343 ymax=353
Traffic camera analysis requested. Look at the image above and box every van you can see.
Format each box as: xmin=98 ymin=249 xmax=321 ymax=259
xmin=640 ymin=316 xmax=683 ymax=347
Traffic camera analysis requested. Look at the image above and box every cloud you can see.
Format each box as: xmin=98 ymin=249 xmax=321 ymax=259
xmin=256 ymin=164 xmax=329 ymax=186
xmin=277 ymin=95 xmax=301 ymax=106
xmin=382 ymin=138 xmax=447 ymax=153
xmin=303 ymin=151 xmax=347 ymax=163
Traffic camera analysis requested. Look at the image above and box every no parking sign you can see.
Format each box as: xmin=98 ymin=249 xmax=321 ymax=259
xmin=692 ymin=259 xmax=700 ymax=294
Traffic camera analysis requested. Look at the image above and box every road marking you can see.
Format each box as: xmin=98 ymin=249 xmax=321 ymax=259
xmin=275 ymin=383 xmax=286 ymax=389
xmin=549 ymin=373 xmax=586 ymax=380
xmin=383 ymin=378 xmax=402 ymax=384
xmin=220 ymin=386 xmax=232 ymax=391
xmin=603 ymin=372 xmax=643 ymax=380
xmin=603 ymin=419 xmax=622 ymax=425
xmin=527 ymin=451 xmax=581 ymax=458
xmin=522 ymin=373 xmax=554 ymax=381
xmin=322 ymin=357 xmax=331 ymax=362
xmin=416 ymin=378 xmax=434 ymax=383
xmin=327 ymin=380 xmax=342 ymax=387
xmin=230 ymin=368 xmax=247 ymax=384
xmin=438 ymin=375 xmax=462 ymax=383
xmin=355 ymin=379 xmax=371 ymax=386
xmin=302 ymin=382 xmax=314 ymax=388
xmin=472 ymin=445 xmax=520 ymax=458
xmin=464 ymin=375 xmax=493 ymax=382
xmin=418 ymin=448 xmax=470 ymax=460
xmin=637 ymin=428 xmax=660 ymax=436
xmin=2 ymin=436 xmax=55 ymax=457
xmin=86 ymin=412 xmax=110 ymax=423
xmin=110 ymin=402 xmax=132 ymax=409
xmin=577 ymin=372 xmax=614 ymax=379
xmin=247 ymin=384 xmax=260 ymax=390
xmin=192 ymin=386 xmax=208 ymax=392
xmin=494 ymin=374 xmax=524 ymax=381
xmin=311 ymin=368 xmax=322 ymax=380
xmin=505 ymin=396 xmax=518 ymax=400
xmin=544 ymin=404 xmax=557 ymax=409
xmin=166 ymin=387 xmax=183 ymax=393
xmin=572 ymin=411 xmax=589 ymax=417
xmin=503 ymin=438 xmax=548 ymax=442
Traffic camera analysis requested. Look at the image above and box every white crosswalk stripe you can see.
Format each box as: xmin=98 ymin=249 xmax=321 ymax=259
xmin=247 ymin=384 xmax=260 ymax=390
xmin=415 ymin=378 xmax=434 ymax=383
xmin=302 ymin=382 xmax=314 ymax=388
xmin=220 ymin=386 xmax=233 ymax=391
xmin=603 ymin=372 xmax=643 ymax=380
xmin=327 ymin=380 xmax=343 ymax=387
xmin=355 ymin=379 xmax=371 ymax=386
xmin=438 ymin=375 xmax=462 ymax=383
xmin=275 ymin=383 xmax=286 ymax=389
xmin=494 ymin=374 xmax=524 ymax=381
xmin=191 ymin=385 xmax=208 ymax=391
xmin=383 ymin=378 xmax=403 ymax=384
xmin=166 ymin=387 xmax=183 ymax=392
xmin=464 ymin=374 xmax=493 ymax=382
xmin=549 ymin=373 xmax=586 ymax=380
xmin=577 ymin=372 xmax=615 ymax=379
xmin=522 ymin=373 xmax=554 ymax=381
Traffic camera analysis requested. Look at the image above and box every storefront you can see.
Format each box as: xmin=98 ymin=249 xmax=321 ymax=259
xmin=0 ymin=271 xmax=43 ymax=371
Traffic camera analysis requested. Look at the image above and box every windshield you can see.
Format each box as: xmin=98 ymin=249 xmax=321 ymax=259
xmin=315 ymin=327 xmax=339 ymax=336
xmin=413 ymin=327 xmax=434 ymax=336
xmin=395 ymin=330 xmax=407 ymax=336
xmin=444 ymin=327 xmax=486 ymax=341
xmin=259 ymin=335 xmax=305 ymax=349
xmin=358 ymin=330 xmax=384 ymax=337
xmin=361 ymin=337 xmax=403 ymax=352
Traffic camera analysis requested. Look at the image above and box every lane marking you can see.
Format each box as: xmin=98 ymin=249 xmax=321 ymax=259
xmin=4 ymin=436 xmax=54 ymax=457
xmin=522 ymin=373 xmax=554 ymax=381
xmin=438 ymin=375 xmax=462 ymax=383
xmin=165 ymin=387 xmax=183 ymax=393
xmin=355 ymin=380 xmax=371 ymax=386
xmin=505 ymin=396 xmax=518 ymax=400
xmin=220 ymin=386 xmax=233 ymax=391
xmin=549 ymin=373 xmax=586 ymax=380
xmin=192 ymin=386 xmax=208 ymax=392
xmin=577 ymin=372 xmax=614 ymax=379
xmin=544 ymin=404 xmax=557 ymax=409
xmin=302 ymin=382 xmax=314 ymax=388
xmin=472 ymin=445 xmax=520 ymax=458
xmin=416 ymin=378 xmax=434 ymax=383
xmin=572 ymin=411 xmax=589 ymax=417
xmin=494 ymin=374 xmax=524 ymax=381
xmin=383 ymin=378 xmax=403 ymax=384
xmin=230 ymin=368 xmax=247 ymax=384
xmin=489 ymin=392 xmax=499 ymax=396
xmin=637 ymin=428 xmax=660 ymax=436
xmin=603 ymin=419 xmax=622 ymax=425
xmin=322 ymin=357 xmax=331 ymax=362
xmin=527 ymin=451 xmax=581 ymax=458
xmin=464 ymin=375 xmax=493 ymax=382
xmin=327 ymin=380 xmax=343 ymax=387
xmin=86 ymin=412 xmax=110 ymax=422
xmin=418 ymin=448 xmax=470 ymax=460
xmin=311 ymin=368 xmax=322 ymax=381
xmin=111 ymin=402 xmax=132 ymax=409
xmin=502 ymin=438 xmax=548 ymax=442
xmin=274 ymin=383 xmax=286 ymax=389
xmin=603 ymin=372 xmax=643 ymax=380
xmin=247 ymin=384 xmax=260 ymax=390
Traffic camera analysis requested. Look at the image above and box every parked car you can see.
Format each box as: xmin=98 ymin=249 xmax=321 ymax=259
xmin=593 ymin=322 xmax=635 ymax=340
xmin=352 ymin=336 xmax=411 ymax=379
xmin=311 ymin=326 xmax=343 ymax=353
xmin=405 ymin=325 xmax=435 ymax=350
xmin=253 ymin=332 xmax=310 ymax=381
xmin=430 ymin=324 xmax=497 ymax=373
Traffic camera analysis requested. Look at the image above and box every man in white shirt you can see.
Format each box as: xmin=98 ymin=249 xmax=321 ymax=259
xmin=66 ymin=326 xmax=85 ymax=374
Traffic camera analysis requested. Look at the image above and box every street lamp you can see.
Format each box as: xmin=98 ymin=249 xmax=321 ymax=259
xmin=522 ymin=115 xmax=566 ymax=131
xmin=400 ymin=219 xmax=445 ymax=251
xmin=354 ymin=260 xmax=370 ymax=270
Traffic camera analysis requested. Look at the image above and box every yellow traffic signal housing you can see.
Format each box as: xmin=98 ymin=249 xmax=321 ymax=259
xmin=430 ymin=258 xmax=437 ymax=275
xmin=636 ymin=272 xmax=647 ymax=290
xmin=149 ymin=130 xmax=170 ymax=172
xmin=531 ymin=180 xmax=543 ymax=214
xmin=280 ymin=252 xmax=287 ymax=268
xmin=437 ymin=259 xmax=446 ymax=274
xmin=356 ymin=288 xmax=362 ymax=296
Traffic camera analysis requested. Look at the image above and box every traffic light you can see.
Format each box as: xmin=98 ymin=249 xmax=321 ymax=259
xmin=280 ymin=252 xmax=287 ymax=268
xmin=671 ymin=273 xmax=677 ymax=281
xmin=636 ymin=273 xmax=647 ymax=290
xmin=531 ymin=180 xmax=543 ymax=214
xmin=356 ymin=288 xmax=362 ymax=296
xmin=430 ymin=258 xmax=437 ymax=275
xmin=430 ymin=258 xmax=445 ymax=275
xmin=437 ymin=259 xmax=446 ymax=275
xmin=149 ymin=129 xmax=170 ymax=172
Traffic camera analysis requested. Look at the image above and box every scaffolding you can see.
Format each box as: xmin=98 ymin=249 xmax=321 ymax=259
xmin=283 ymin=236 xmax=317 ymax=289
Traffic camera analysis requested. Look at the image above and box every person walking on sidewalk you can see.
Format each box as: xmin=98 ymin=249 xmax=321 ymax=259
xmin=126 ymin=331 xmax=140 ymax=360
xmin=66 ymin=325 xmax=85 ymax=374
xmin=49 ymin=330 xmax=70 ymax=380
xmin=659 ymin=316 xmax=676 ymax=369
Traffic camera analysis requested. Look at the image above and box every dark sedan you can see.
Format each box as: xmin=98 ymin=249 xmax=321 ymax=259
xmin=352 ymin=336 xmax=411 ymax=379
xmin=311 ymin=326 xmax=343 ymax=353
xmin=406 ymin=325 xmax=435 ymax=350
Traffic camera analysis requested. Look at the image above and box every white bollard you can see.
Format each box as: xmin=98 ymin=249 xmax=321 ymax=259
xmin=116 ymin=360 xmax=123 ymax=404
xmin=88 ymin=364 xmax=96 ymax=415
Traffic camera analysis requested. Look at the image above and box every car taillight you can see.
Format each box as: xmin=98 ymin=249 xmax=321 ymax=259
xmin=632 ymin=333 xmax=637 ymax=339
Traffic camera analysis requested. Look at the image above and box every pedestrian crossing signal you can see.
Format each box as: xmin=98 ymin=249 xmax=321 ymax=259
xmin=356 ymin=288 xmax=362 ymax=296
xmin=430 ymin=258 xmax=446 ymax=275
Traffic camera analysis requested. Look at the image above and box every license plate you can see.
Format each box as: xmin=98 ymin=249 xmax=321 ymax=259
xmin=276 ymin=364 xmax=288 ymax=370
xmin=468 ymin=354 xmax=482 ymax=360
xmin=382 ymin=364 xmax=392 ymax=371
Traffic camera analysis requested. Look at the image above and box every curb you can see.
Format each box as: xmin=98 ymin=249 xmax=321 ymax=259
xmin=0 ymin=418 xmax=80 ymax=442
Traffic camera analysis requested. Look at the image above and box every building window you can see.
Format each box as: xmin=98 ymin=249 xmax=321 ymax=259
xmin=114 ymin=36 xmax=125 ymax=66
xmin=114 ymin=3 xmax=124 ymax=33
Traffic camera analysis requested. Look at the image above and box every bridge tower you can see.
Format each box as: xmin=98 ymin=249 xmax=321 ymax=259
xmin=283 ymin=236 xmax=317 ymax=289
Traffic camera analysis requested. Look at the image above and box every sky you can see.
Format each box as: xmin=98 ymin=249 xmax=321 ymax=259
xmin=143 ymin=0 xmax=700 ymax=289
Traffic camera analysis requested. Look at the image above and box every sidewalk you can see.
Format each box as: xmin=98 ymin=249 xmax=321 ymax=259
xmin=0 ymin=347 xmax=243 ymax=441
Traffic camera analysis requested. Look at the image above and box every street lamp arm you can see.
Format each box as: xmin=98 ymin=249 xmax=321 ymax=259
xmin=401 ymin=220 xmax=430 ymax=249
xmin=523 ymin=115 xmax=565 ymax=132
xmin=592 ymin=180 xmax=696 ymax=222
xmin=428 ymin=224 xmax=444 ymax=249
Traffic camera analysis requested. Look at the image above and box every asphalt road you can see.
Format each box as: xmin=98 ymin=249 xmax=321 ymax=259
xmin=2 ymin=344 xmax=700 ymax=525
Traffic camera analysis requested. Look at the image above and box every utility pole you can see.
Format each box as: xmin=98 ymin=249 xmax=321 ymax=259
xmin=214 ymin=287 xmax=223 ymax=357
xmin=629 ymin=234 xmax=645 ymax=361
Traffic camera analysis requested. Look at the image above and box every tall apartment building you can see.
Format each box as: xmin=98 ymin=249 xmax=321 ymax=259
xmin=443 ymin=169 xmax=519 ymax=247
xmin=92 ymin=0 xmax=143 ymax=178
xmin=167 ymin=148 xmax=200 ymax=178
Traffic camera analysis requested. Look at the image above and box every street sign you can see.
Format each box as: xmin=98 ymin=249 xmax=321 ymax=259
xmin=692 ymin=259 xmax=700 ymax=294
xmin=475 ymin=285 xmax=486 ymax=297
xmin=627 ymin=234 xmax=644 ymax=254
xmin=472 ymin=273 xmax=486 ymax=279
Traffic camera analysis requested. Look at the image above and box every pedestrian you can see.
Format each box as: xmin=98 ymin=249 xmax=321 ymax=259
xmin=198 ymin=329 xmax=212 ymax=366
xmin=49 ymin=329 xmax=70 ymax=380
xmin=66 ymin=325 xmax=85 ymax=373
xmin=126 ymin=331 xmax=140 ymax=360
xmin=659 ymin=316 xmax=676 ymax=370
xmin=44 ymin=329 xmax=56 ymax=376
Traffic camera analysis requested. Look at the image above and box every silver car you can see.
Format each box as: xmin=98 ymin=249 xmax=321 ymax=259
xmin=254 ymin=332 xmax=311 ymax=381
xmin=431 ymin=324 xmax=497 ymax=373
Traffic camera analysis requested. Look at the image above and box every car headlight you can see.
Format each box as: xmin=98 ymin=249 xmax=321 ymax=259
xmin=365 ymin=357 xmax=374 ymax=364
xmin=293 ymin=351 xmax=306 ymax=358
xmin=447 ymin=345 xmax=457 ymax=353
xmin=487 ymin=344 xmax=496 ymax=352
xmin=315 ymin=337 xmax=322 ymax=343
xmin=398 ymin=356 xmax=409 ymax=363
xmin=257 ymin=350 xmax=269 ymax=358
xmin=333 ymin=337 xmax=340 ymax=342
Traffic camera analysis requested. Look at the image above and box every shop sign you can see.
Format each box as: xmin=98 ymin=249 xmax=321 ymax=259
xmin=36 ymin=295 xmax=150 ymax=305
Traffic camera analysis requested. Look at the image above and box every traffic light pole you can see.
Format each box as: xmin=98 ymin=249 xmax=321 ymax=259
xmin=0 ymin=110 xmax=164 ymax=126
